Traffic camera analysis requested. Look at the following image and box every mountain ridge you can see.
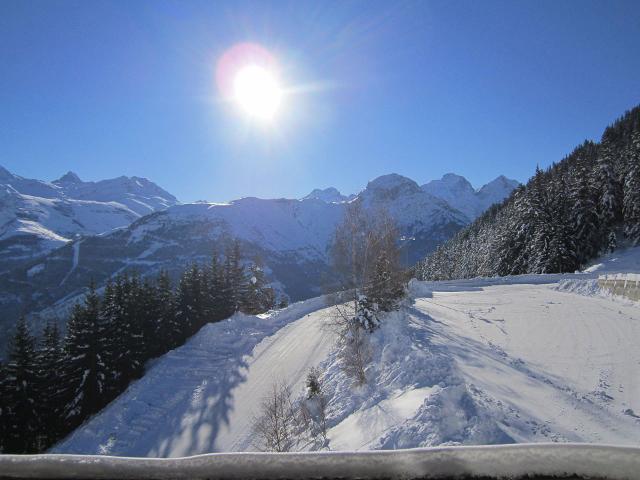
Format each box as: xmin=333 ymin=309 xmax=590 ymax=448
xmin=0 ymin=166 xmax=179 ymax=267
xmin=422 ymin=173 xmax=520 ymax=221
xmin=0 ymin=167 xmax=518 ymax=354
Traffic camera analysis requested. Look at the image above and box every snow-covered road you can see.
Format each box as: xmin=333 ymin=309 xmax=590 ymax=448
xmin=415 ymin=283 xmax=640 ymax=445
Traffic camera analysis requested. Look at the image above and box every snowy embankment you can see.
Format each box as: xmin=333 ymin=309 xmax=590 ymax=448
xmin=53 ymin=248 xmax=640 ymax=458
xmin=52 ymin=295 xmax=335 ymax=456
xmin=4 ymin=444 xmax=640 ymax=479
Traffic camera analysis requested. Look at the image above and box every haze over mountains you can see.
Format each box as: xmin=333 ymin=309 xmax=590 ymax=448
xmin=0 ymin=165 xmax=517 ymax=351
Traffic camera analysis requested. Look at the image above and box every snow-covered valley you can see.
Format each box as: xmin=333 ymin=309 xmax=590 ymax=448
xmin=53 ymin=249 xmax=640 ymax=456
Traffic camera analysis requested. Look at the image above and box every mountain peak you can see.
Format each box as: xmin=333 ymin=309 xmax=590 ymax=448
xmin=441 ymin=172 xmax=470 ymax=183
xmin=478 ymin=175 xmax=520 ymax=195
xmin=432 ymin=173 xmax=475 ymax=192
xmin=422 ymin=172 xmax=518 ymax=220
xmin=54 ymin=171 xmax=83 ymax=184
xmin=0 ymin=165 xmax=15 ymax=181
xmin=421 ymin=174 xmax=475 ymax=202
xmin=366 ymin=173 xmax=420 ymax=192
xmin=303 ymin=187 xmax=347 ymax=203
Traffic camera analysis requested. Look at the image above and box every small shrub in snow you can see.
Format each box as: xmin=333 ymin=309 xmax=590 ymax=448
xmin=301 ymin=367 xmax=328 ymax=447
xmin=327 ymin=296 xmax=376 ymax=386
xmin=339 ymin=318 xmax=371 ymax=386
xmin=305 ymin=367 xmax=322 ymax=398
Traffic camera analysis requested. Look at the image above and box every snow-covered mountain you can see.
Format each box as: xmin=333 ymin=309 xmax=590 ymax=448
xmin=0 ymin=166 xmax=178 ymax=266
xmin=422 ymin=173 xmax=519 ymax=221
xmin=0 ymin=173 xmax=467 ymax=325
xmin=52 ymin=171 xmax=177 ymax=216
xmin=0 ymin=170 xmax=514 ymax=354
xmin=52 ymin=247 xmax=640 ymax=455
xmin=302 ymin=187 xmax=352 ymax=203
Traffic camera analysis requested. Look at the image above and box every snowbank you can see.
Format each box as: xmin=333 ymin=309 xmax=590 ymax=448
xmin=3 ymin=443 xmax=640 ymax=479
xmin=313 ymin=307 xmax=509 ymax=451
xmin=555 ymin=277 xmax=639 ymax=304
xmin=555 ymin=278 xmax=606 ymax=297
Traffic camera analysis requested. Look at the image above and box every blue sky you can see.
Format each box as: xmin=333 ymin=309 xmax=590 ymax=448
xmin=1 ymin=0 xmax=639 ymax=202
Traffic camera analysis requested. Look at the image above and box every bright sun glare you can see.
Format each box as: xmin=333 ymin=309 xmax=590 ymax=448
xmin=233 ymin=64 xmax=282 ymax=120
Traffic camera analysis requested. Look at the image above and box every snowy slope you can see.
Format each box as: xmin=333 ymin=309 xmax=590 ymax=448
xmin=53 ymin=297 xmax=336 ymax=456
xmin=414 ymin=283 xmax=640 ymax=445
xmin=53 ymin=249 xmax=640 ymax=456
xmin=422 ymin=173 xmax=519 ymax=220
xmin=52 ymin=171 xmax=177 ymax=216
xmin=0 ymin=187 xmax=139 ymax=257
xmin=0 ymin=166 xmax=178 ymax=265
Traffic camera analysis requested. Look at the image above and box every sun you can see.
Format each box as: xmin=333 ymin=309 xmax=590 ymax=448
xmin=233 ymin=64 xmax=283 ymax=120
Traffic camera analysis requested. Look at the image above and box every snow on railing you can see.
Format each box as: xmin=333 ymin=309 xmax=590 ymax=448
xmin=1 ymin=443 xmax=640 ymax=479
xmin=598 ymin=273 xmax=640 ymax=301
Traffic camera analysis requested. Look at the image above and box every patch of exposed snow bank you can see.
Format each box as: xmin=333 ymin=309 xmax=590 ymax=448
xmin=315 ymin=308 xmax=510 ymax=451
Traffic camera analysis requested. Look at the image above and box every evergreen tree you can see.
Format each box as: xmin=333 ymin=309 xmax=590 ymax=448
xmin=122 ymin=274 xmax=146 ymax=379
xmin=206 ymin=252 xmax=226 ymax=321
xmin=596 ymin=140 xmax=623 ymax=248
xmin=570 ymin=163 xmax=601 ymax=265
xmin=354 ymin=294 xmax=379 ymax=331
xmin=35 ymin=322 xmax=64 ymax=447
xmin=175 ymin=265 xmax=201 ymax=341
xmin=0 ymin=361 xmax=7 ymax=452
xmin=100 ymin=280 xmax=122 ymax=398
xmin=156 ymin=270 xmax=179 ymax=352
xmin=3 ymin=317 xmax=39 ymax=453
xmin=242 ymin=261 xmax=275 ymax=314
xmin=138 ymin=278 xmax=161 ymax=358
xmin=224 ymin=241 xmax=246 ymax=315
xmin=367 ymin=250 xmax=404 ymax=312
xmin=61 ymin=284 xmax=108 ymax=429
xmin=623 ymin=133 xmax=640 ymax=244
xmin=528 ymin=167 xmax=556 ymax=273
xmin=103 ymin=274 xmax=145 ymax=394
xmin=607 ymin=230 xmax=617 ymax=253
xmin=546 ymin=176 xmax=578 ymax=272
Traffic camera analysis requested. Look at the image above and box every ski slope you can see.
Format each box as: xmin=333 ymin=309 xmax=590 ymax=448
xmin=53 ymin=297 xmax=337 ymax=456
xmin=54 ymin=249 xmax=640 ymax=456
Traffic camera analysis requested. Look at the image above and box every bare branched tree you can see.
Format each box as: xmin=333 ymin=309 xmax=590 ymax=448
xmin=251 ymin=381 xmax=297 ymax=452
xmin=329 ymin=202 xmax=404 ymax=309
xmin=325 ymin=203 xmax=405 ymax=385
xmin=325 ymin=304 xmax=371 ymax=386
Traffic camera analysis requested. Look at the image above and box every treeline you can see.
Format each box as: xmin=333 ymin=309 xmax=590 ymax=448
xmin=0 ymin=242 xmax=276 ymax=454
xmin=418 ymin=105 xmax=640 ymax=280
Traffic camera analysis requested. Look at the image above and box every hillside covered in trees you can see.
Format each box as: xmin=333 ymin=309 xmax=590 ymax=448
xmin=417 ymin=106 xmax=640 ymax=281
xmin=0 ymin=242 xmax=276 ymax=454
